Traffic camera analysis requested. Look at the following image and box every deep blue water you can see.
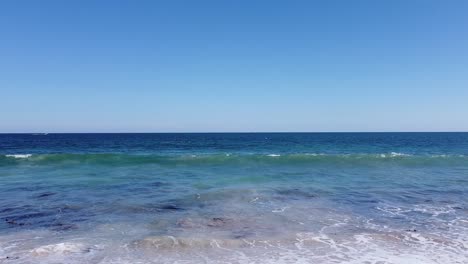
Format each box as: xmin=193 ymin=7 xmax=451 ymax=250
xmin=1 ymin=132 xmax=468 ymax=155
xmin=0 ymin=133 xmax=467 ymax=263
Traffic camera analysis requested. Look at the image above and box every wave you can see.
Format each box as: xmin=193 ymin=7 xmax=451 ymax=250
xmin=1 ymin=152 xmax=467 ymax=167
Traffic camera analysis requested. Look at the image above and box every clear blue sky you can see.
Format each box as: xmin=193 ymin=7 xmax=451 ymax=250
xmin=1 ymin=0 xmax=467 ymax=132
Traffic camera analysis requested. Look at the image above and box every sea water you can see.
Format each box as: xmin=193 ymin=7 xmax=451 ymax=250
xmin=0 ymin=133 xmax=467 ymax=263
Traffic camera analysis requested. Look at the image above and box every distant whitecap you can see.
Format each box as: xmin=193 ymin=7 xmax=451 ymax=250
xmin=5 ymin=154 xmax=32 ymax=159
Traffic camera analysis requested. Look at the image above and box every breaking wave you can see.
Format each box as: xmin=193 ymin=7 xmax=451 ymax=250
xmin=1 ymin=152 xmax=467 ymax=167
xmin=5 ymin=154 xmax=32 ymax=159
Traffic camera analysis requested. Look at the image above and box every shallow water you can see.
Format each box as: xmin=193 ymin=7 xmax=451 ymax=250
xmin=0 ymin=133 xmax=467 ymax=263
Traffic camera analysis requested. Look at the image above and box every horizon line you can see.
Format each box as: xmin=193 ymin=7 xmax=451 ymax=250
xmin=1 ymin=131 xmax=468 ymax=134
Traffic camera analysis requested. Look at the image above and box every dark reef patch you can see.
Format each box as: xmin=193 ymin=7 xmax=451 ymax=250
xmin=36 ymin=192 xmax=57 ymax=198
xmin=274 ymin=188 xmax=317 ymax=200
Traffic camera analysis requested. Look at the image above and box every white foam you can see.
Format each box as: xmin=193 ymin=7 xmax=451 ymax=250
xmin=2 ymin=223 xmax=467 ymax=264
xmin=390 ymin=152 xmax=411 ymax=157
xmin=377 ymin=204 xmax=456 ymax=218
xmin=378 ymin=152 xmax=411 ymax=158
xmin=272 ymin=206 xmax=289 ymax=213
xmin=5 ymin=154 xmax=32 ymax=159
xmin=31 ymin=242 xmax=88 ymax=256
xmin=267 ymin=154 xmax=281 ymax=157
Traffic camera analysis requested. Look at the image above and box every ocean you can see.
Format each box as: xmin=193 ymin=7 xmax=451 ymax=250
xmin=0 ymin=133 xmax=467 ymax=263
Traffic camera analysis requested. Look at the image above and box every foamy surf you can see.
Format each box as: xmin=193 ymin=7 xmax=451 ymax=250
xmin=1 ymin=220 xmax=466 ymax=264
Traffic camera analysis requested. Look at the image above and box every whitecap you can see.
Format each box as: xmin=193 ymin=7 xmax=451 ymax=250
xmin=378 ymin=152 xmax=411 ymax=158
xmin=390 ymin=152 xmax=411 ymax=157
xmin=5 ymin=154 xmax=32 ymax=159
xmin=267 ymin=154 xmax=281 ymax=157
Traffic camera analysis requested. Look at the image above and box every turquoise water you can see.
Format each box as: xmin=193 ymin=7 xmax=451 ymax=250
xmin=0 ymin=133 xmax=467 ymax=263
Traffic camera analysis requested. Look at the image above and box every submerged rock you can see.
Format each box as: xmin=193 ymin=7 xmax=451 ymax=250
xmin=157 ymin=204 xmax=183 ymax=211
xmin=231 ymin=229 xmax=254 ymax=239
xmin=36 ymin=192 xmax=57 ymax=198
xmin=176 ymin=218 xmax=198 ymax=228
xmin=4 ymin=256 xmax=20 ymax=260
xmin=132 ymin=236 xmax=248 ymax=250
xmin=175 ymin=216 xmax=234 ymax=229
xmin=275 ymin=188 xmax=316 ymax=200
xmin=149 ymin=181 xmax=168 ymax=187
xmin=5 ymin=218 xmax=27 ymax=226
xmin=207 ymin=217 xmax=231 ymax=227
xmin=49 ymin=222 xmax=78 ymax=231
